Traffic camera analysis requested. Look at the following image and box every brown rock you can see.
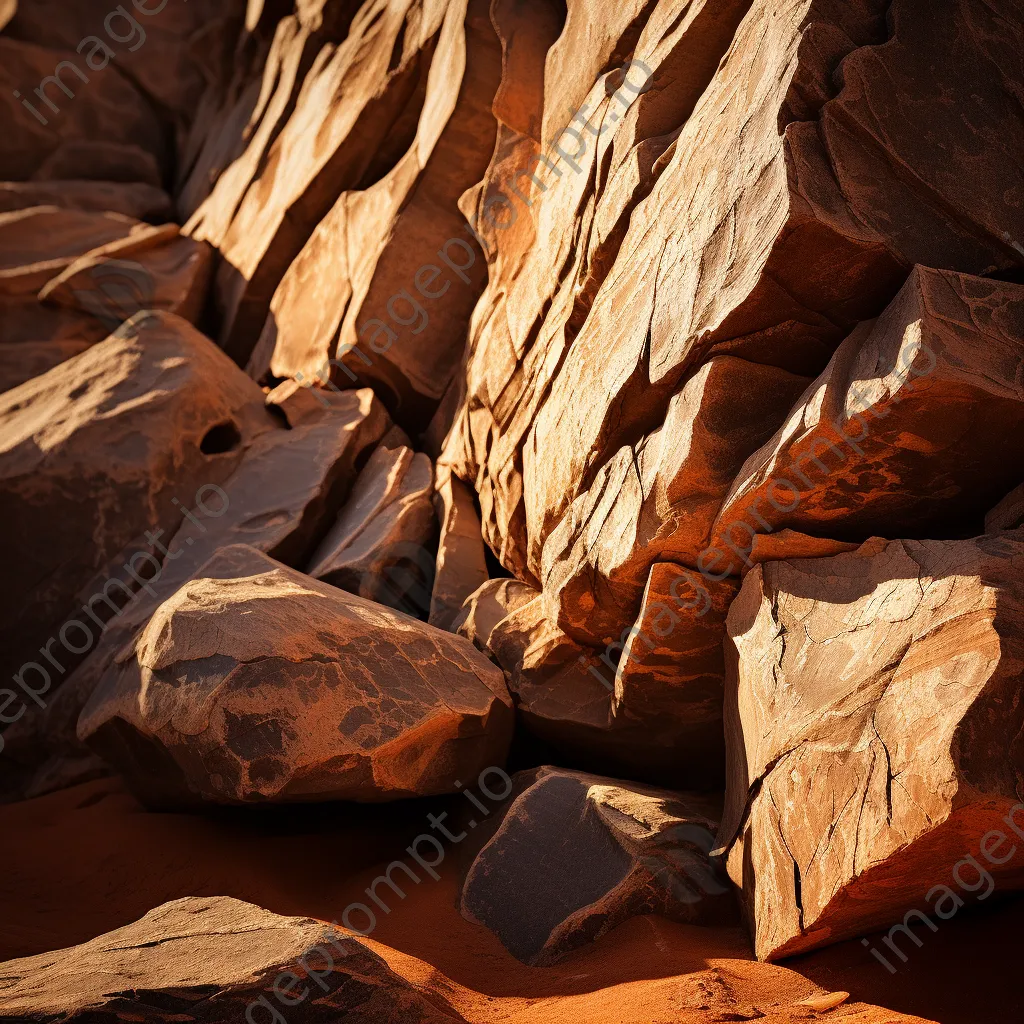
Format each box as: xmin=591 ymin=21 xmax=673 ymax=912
xmin=459 ymin=765 xmax=735 ymax=965
xmin=429 ymin=464 xmax=489 ymax=631
xmin=717 ymin=532 xmax=1024 ymax=960
xmin=0 ymin=895 xmax=466 ymax=1022
xmin=188 ymin=0 xmax=473 ymax=364
xmin=0 ymin=180 xmax=172 ymax=220
xmin=39 ymin=223 xmax=213 ymax=328
xmin=0 ymin=340 xmax=91 ymax=394
xmin=611 ymin=562 xmax=738 ymax=786
xmin=743 ymin=531 xmax=860 ymax=574
xmin=0 ymin=37 xmax=164 ymax=181
xmin=0 ymin=310 xmax=272 ymax=700
xmin=709 ymin=267 xmax=1024 ymax=575
xmin=5 ymin=0 xmax=247 ymax=129
xmin=541 ymin=356 xmax=809 ymax=646
xmin=31 ymin=140 xmax=162 ymax=187
xmin=453 ymin=578 xmax=539 ymax=651
xmin=0 ymin=300 xmax=106 ymax=347
xmin=307 ymin=444 xmax=437 ymax=616
xmin=79 ymin=545 xmax=513 ymax=806
xmin=249 ymin=0 xmax=500 ymax=427
xmin=987 ymin=483 xmax=1024 ymax=533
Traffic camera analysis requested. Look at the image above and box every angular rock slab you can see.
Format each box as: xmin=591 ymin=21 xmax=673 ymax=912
xmin=717 ymin=532 xmax=1024 ymax=960
xmin=453 ymin=577 xmax=538 ymax=652
xmin=308 ymin=443 xmax=437 ymax=617
xmin=460 ymin=766 xmax=735 ymax=965
xmin=0 ymin=310 xmax=272 ymax=692
xmin=79 ymin=546 xmax=514 ymax=806
xmin=0 ymin=895 xmax=464 ymax=1022
xmin=709 ymin=267 xmax=1024 ymax=574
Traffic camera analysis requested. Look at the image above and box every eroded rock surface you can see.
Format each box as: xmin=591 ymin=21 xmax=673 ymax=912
xmin=79 ymin=546 xmax=513 ymax=806
xmin=717 ymin=532 xmax=1024 ymax=960
xmin=460 ymin=766 xmax=735 ymax=965
xmin=0 ymin=895 xmax=465 ymax=1022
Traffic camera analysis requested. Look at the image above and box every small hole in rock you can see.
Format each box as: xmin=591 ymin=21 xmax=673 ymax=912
xmin=200 ymin=421 xmax=242 ymax=455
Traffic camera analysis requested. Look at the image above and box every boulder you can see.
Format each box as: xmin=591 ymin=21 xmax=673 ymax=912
xmin=0 ymin=310 xmax=273 ymax=697
xmin=429 ymin=465 xmax=490 ymax=631
xmin=0 ymin=37 xmax=164 ymax=181
xmin=248 ymin=0 xmax=500 ymax=428
xmin=307 ymin=444 xmax=437 ymax=616
xmin=459 ymin=766 xmax=735 ymax=965
xmin=39 ymin=224 xmax=214 ymax=328
xmin=717 ymin=532 xmax=1024 ymax=960
xmin=79 ymin=546 xmax=514 ymax=806
xmin=708 ymin=267 xmax=1024 ymax=574
xmin=0 ymin=180 xmax=172 ymax=220
xmin=0 ymin=896 xmax=465 ymax=1022
xmin=453 ymin=578 xmax=539 ymax=651
xmin=0 ymin=340 xmax=91 ymax=393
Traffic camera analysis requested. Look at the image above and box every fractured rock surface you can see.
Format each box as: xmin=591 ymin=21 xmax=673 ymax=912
xmin=0 ymin=895 xmax=465 ymax=1022
xmin=79 ymin=545 xmax=513 ymax=806
xmin=460 ymin=765 xmax=735 ymax=965
xmin=717 ymin=532 xmax=1024 ymax=960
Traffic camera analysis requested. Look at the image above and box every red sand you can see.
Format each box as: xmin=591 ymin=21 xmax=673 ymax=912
xmin=1 ymin=778 xmax=1020 ymax=1022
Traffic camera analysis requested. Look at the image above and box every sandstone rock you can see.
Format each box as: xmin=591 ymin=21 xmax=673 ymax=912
xmin=0 ymin=299 xmax=106 ymax=347
xmin=307 ymin=444 xmax=437 ymax=616
xmin=0 ymin=895 xmax=466 ymax=1021
xmin=31 ymin=140 xmax=162 ymax=187
xmin=541 ymin=356 xmax=809 ymax=646
xmin=0 ymin=340 xmax=91 ymax=393
xmin=249 ymin=0 xmax=500 ymax=428
xmin=0 ymin=310 xmax=273 ymax=697
xmin=717 ymin=532 xmax=1024 ymax=960
xmin=0 ymin=0 xmax=14 ymax=31
xmin=429 ymin=465 xmax=489 ymax=630
xmin=79 ymin=545 xmax=513 ymax=806
xmin=0 ymin=37 xmax=164 ymax=182
xmin=453 ymin=578 xmax=539 ymax=651
xmin=460 ymin=765 xmax=735 ymax=965
xmin=5 ymin=0 xmax=247 ymax=129
xmin=189 ymin=0 xmax=480 ymax=364
xmin=0 ymin=180 xmax=172 ymax=220
xmin=39 ymin=223 xmax=213 ymax=328
xmin=443 ymin=0 xmax=1024 ymax=635
xmin=0 ymin=206 xmax=140 ymax=297
xmin=987 ymin=483 xmax=1024 ymax=533
xmin=709 ymin=267 xmax=1024 ymax=575
xmin=743 ymin=531 xmax=860 ymax=574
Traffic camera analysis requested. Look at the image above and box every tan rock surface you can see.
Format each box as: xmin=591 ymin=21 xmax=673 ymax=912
xmin=0 ymin=895 xmax=466 ymax=1022
xmin=709 ymin=267 xmax=1024 ymax=575
xmin=460 ymin=766 xmax=735 ymax=966
xmin=717 ymin=532 xmax=1024 ymax=960
xmin=249 ymin=0 xmax=500 ymax=427
xmin=79 ymin=545 xmax=513 ymax=806
xmin=453 ymin=578 xmax=538 ymax=652
xmin=0 ymin=310 xmax=273 ymax=696
xmin=307 ymin=444 xmax=437 ymax=616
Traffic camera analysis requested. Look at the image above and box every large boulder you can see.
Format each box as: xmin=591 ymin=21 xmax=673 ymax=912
xmin=0 ymin=311 xmax=273 ymax=695
xmin=307 ymin=443 xmax=437 ymax=616
xmin=0 ymin=896 xmax=465 ymax=1022
xmin=459 ymin=766 xmax=735 ymax=965
xmin=708 ymin=267 xmax=1024 ymax=574
xmin=79 ymin=545 xmax=514 ymax=806
xmin=717 ymin=532 xmax=1024 ymax=960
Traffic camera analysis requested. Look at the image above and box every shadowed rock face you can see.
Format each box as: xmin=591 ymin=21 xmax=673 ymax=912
xmin=79 ymin=546 xmax=513 ymax=807
xmin=717 ymin=532 xmax=1024 ymax=961
xmin=0 ymin=895 xmax=466 ymax=1022
xmin=0 ymin=311 xmax=273 ymax=692
xmin=460 ymin=766 xmax=736 ymax=965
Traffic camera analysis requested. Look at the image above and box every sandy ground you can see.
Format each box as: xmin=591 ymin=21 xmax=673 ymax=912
xmin=0 ymin=777 xmax=1019 ymax=1023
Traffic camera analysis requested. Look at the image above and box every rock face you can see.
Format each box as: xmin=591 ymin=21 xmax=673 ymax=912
xmin=708 ymin=267 xmax=1024 ymax=574
xmin=0 ymin=180 xmax=171 ymax=220
xmin=307 ymin=443 xmax=437 ymax=616
xmin=717 ymin=532 xmax=1024 ymax=961
xmin=0 ymin=895 xmax=465 ymax=1022
xmin=0 ymin=311 xmax=273 ymax=693
xmin=460 ymin=766 xmax=735 ymax=965
xmin=79 ymin=546 xmax=514 ymax=806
